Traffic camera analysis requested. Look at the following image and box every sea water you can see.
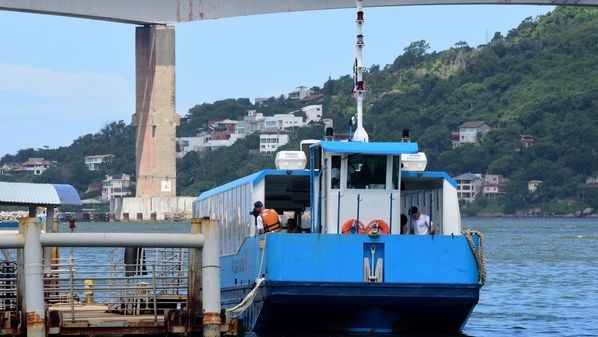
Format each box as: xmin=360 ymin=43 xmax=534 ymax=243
xmin=462 ymin=217 xmax=597 ymax=337
xmin=63 ymin=217 xmax=597 ymax=337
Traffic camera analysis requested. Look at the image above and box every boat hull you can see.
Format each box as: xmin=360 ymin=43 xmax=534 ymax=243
xmin=223 ymin=281 xmax=479 ymax=333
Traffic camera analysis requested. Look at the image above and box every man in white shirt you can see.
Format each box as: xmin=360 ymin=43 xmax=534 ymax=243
xmin=409 ymin=206 xmax=436 ymax=235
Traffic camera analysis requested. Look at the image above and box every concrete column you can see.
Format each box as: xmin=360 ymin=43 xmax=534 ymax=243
xmin=132 ymin=25 xmax=179 ymax=198
xmin=201 ymin=218 xmax=221 ymax=337
xmin=17 ymin=207 xmax=37 ymax=318
xmin=21 ymin=217 xmax=45 ymax=337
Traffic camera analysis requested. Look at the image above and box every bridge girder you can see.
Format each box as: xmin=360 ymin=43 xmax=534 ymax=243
xmin=0 ymin=0 xmax=596 ymax=25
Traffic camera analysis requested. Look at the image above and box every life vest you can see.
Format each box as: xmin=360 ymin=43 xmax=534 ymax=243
xmin=260 ymin=209 xmax=281 ymax=233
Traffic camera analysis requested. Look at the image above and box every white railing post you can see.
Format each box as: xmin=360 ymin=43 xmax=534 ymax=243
xmin=21 ymin=217 xmax=46 ymax=337
xmin=69 ymin=255 xmax=75 ymax=322
xmin=201 ymin=217 xmax=221 ymax=337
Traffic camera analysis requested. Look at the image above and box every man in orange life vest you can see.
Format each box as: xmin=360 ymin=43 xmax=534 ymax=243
xmin=253 ymin=201 xmax=281 ymax=234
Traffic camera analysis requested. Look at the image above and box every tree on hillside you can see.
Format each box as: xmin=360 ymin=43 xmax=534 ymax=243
xmin=394 ymin=40 xmax=430 ymax=69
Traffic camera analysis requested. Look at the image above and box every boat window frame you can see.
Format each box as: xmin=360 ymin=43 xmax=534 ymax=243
xmin=345 ymin=154 xmax=388 ymax=190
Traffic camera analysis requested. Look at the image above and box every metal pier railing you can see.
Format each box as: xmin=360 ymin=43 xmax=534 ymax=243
xmin=41 ymin=248 xmax=189 ymax=323
xmin=0 ymin=217 xmax=224 ymax=337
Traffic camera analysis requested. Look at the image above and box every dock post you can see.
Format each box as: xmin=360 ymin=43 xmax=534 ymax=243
xmin=21 ymin=217 xmax=46 ymax=337
xmin=201 ymin=217 xmax=221 ymax=337
xmin=188 ymin=218 xmax=203 ymax=329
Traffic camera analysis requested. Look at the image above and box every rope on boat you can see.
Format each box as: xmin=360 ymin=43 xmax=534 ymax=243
xmin=226 ymin=278 xmax=265 ymax=317
xmin=462 ymin=229 xmax=486 ymax=285
xmin=226 ymin=237 xmax=268 ymax=317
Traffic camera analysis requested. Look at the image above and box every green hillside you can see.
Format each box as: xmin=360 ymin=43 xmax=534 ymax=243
xmin=2 ymin=7 xmax=597 ymax=215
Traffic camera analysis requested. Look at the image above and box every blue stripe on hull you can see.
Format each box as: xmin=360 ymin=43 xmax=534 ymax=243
xmin=223 ymin=281 xmax=480 ymax=333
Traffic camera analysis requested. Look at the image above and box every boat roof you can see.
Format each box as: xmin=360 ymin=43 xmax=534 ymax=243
xmin=402 ymin=171 xmax=458 ymax=188
xmin=197 ymin=168 xmax=458 ymax=201
xmin=317 ymin=140 xmax=418 ymax=155
xmin=197 ymin=169 xmax=311 ymax=201
xmin=0 ymin=182 xmax=81 ymax=206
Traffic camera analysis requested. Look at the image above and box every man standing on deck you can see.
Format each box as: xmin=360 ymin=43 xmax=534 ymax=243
xmin=253 ymin=201 xmax=281 ymax=234
xmin=409 ymin=206 xmax=436 ymax=235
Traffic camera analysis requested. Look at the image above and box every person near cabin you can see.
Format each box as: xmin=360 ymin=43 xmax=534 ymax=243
xmin=400 ymin=213 xmax=409 ymax=234
xmin=253 ymin=201 xmax=281 ymax=234
xmin=409 ymin=206 xmax=436 ymax=235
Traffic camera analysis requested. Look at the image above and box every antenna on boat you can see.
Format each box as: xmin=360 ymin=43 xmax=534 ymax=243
xmin=352 ymin=0 xmax=369 ymax=142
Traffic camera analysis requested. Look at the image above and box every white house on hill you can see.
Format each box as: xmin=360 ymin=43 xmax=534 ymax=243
xmin=457 ymin=121 xmax=491 ymax=145
xmin=259 ymin=132 xmax=290 ymax=155
xmin=84 ymin=154 xmax=114 ymax=171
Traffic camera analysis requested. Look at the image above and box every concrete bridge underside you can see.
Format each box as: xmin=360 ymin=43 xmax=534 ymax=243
xmin=1 ymin=0 xmax=597 ymax=24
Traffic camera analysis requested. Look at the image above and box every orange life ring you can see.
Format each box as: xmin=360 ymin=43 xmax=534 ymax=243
xmin=364 ymin=219 xmax=390 ymax=235
xmin=341 ymin=219 xmax=365 ymax=234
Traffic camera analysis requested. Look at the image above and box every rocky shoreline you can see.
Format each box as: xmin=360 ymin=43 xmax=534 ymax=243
xmin=1 ymin=210 xmax=192 ymax=222
xmin=471 ymin=207 xmax=596 ymax=218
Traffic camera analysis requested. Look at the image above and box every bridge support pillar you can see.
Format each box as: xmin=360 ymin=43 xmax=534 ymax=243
xmin=132 ymin=25 xmax=179 ymax=198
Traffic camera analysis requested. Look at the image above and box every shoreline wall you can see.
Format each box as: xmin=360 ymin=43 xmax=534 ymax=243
xmin=115 ymin=196 xmax=195 ymax=221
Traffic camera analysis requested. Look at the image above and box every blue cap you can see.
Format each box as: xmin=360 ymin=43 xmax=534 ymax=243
xmin=254 ymin=201 xmax=263 ymax=208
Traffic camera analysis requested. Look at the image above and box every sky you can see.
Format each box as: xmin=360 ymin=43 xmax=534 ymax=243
xmin=0 ymin=4 xmax=555 ymax=158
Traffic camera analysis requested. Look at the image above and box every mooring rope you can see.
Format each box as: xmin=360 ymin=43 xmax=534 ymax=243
xmin=462 ymin=229 xmax=486 ymax=285
xmin=226 ymin=277 xmax=265 ymax=317
xmin=226 ymin=237 xmax=267 ymax=317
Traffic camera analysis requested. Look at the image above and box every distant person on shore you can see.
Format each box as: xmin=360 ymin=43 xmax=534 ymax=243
xmin=252 ymin=201 xmax=281 ymax=234
xmin=68 ymin=219 xmax=76 ymax=232
xmin=409 ymin=206 xmax=436 ymax=235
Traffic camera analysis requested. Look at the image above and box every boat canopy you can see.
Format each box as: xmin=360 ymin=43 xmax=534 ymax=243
xmin=402 ymin=171 xmax=458 ymax=188
xmin=197 ymin=169 xmax=311 ymax=201
xmin=317 ymin=141 xmax=418 ymax=155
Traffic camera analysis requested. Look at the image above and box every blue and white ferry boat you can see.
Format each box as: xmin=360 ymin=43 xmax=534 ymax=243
xmin=194 ymin=139 xmax=485 ymax=333
xmin=194 ymin=1 xmax=484 ymax=333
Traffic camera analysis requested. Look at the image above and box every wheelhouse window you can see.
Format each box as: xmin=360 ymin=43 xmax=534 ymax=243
xmin=347 ymin=154 xmax=386 ymax=189
xmin=392 ymin=155 xmax=400 ymax=190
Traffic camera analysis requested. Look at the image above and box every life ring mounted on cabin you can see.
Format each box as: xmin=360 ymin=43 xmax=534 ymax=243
xmin=364 ymin=219 xmax=390 ymax=235
xmin=341 ymin=219 xmax=365 ymax=234
xmin=341 ymin=219 xmax=390 ymax=234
